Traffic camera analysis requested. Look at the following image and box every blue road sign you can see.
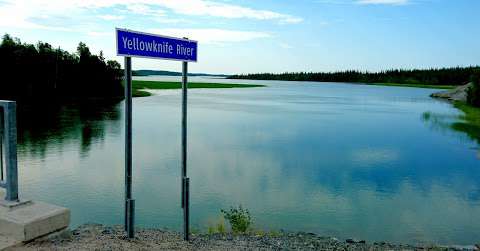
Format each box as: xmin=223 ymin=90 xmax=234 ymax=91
xmin=116 ymin=28 xmax=198 ymax=62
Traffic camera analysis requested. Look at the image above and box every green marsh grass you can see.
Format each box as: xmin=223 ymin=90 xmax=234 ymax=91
xmin=132 ymin=80 xmax=265 ymax=97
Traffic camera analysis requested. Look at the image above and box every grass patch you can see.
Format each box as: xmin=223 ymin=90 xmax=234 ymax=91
xmin=132 ymin=80 xmax=265 ymax=97
xmin=132 ymin=89 xmax=152 ymax=97
xmin=454 ymin=102 xmax=480 ymax=125
xmin=366 ymin=83 xmax=455 ymax=89
xmin=452 ymin=102 xmax=480 ymax=144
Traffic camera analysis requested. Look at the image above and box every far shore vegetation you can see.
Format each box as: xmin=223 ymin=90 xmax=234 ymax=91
xmin=229 ymin=67 xmax=479 ymax=88
xmin=365 ymin=83 xmax=455 ymax=89
xmin=132 ymin=80 xmax=265 ymax=97
xmin=0 ymin=34 xmax=123 ymax=101
xmin=132 ymin=69 xmax=228 ymax=78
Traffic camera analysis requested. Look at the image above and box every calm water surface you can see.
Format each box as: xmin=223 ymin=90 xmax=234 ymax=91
xmin=16 ymin=77 xmax=480 ymax=245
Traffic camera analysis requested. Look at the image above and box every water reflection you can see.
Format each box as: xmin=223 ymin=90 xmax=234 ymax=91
xmin=17 ymin=101 xmax=121 ymax=158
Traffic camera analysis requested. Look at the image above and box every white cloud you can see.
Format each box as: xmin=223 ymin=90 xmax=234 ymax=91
xmin=87 ymin=31 xmax=112 ymax=37
xmin=279 ymin=17 xmax=303 ymax=24
xmin=126 ymin=4 xmax=165 ymax=16
xmin=153 ymin=17 xmax=189 ymax=24
xmin=98 ymin=14 xmax=124 ymax=21
xmin=279 ymin=43 xmax=293 ymax=49
xmin=147 ymin=28 xmax=271 ymax=44
xmin=156 ymin=0 xmax=302 ymax=24
xmin=0 ymin=1 xmax=72 ymax=30
xmin=0 ymin=0 xmax=302 ymax=31
xmin=316 ymin=0 xmax=409 ymax=5
xmin=356 ymin=0 xmax=409 ymax=5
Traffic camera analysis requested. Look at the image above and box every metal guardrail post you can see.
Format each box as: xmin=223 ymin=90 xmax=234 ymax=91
xmin=0 ymin=100 xmax=18 ymax=202
xmin=0 ymin=110 xmax=3 ymax=181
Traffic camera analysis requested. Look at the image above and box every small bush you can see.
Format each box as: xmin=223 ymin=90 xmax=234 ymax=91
xmin=467 ymin=70 xmax=480 ymax=107
xmin=221 ymin=205 xmax=252 ymax=233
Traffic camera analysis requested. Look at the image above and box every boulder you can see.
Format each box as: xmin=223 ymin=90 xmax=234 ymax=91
xmin=430 ymin=83 xmax=473 ymax=102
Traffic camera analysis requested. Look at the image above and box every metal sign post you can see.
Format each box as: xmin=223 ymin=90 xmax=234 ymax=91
xmin=181 ymin=59 xmax=190 ymax=241
xmin=124 ymin=56 xmax=134 ymax=238
xmin=116 ymin=28 xmax=197 ymax=240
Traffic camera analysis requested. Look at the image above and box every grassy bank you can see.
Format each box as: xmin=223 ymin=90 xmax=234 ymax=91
xmin=452 ymin=102 xmax=480 ymax=143
xmin=367 ymin=83 xmax=455 ymax=89
xmin=455 ymin=102 xmax=480 ymax=124
xmin=132 ymin=80 xmax=265 ymax=97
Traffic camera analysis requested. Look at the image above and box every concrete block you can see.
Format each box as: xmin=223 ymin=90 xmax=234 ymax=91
xmin=0 ymin=235 xmax=22 ymax=250
xmin=0 ymin=190 xmax=70 ymax=242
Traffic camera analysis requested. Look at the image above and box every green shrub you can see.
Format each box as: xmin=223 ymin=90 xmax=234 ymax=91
xmin=221 ymin=205 xmax=252 ymax=233
xmin=467 ymin=70 xmax=480 ymax=107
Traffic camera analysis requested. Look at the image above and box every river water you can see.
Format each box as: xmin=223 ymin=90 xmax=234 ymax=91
xmin=15 ymin=77 xmax=480 ymax=245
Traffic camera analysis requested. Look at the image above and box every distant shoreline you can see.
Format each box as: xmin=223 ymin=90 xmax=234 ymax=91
xmin=132 ymin=80 xmax=265 ymax=97
xmin=133 ymin=69 xmax=229 ymax=78
xmin=227 ymin=67 xmax=479 ymax=89
xmin=364 ymin=82 xmax=454 ymax=89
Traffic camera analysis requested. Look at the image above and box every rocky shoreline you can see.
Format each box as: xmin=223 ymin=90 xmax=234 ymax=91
xmin=9 ymin=224 xmax=478 ymax=251
xmin=430 ymin=83 xmax=472 ymax=102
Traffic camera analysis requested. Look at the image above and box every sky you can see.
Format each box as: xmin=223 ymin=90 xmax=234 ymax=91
xmin=0 ymin=0 xmax=479 ymax=74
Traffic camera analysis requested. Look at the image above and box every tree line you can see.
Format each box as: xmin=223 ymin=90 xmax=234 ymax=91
xmin=229 ymin=67 xmax=480 ymax=87
xmin=0 ymin=34 xmax=124 ymax=102
xmin=467 ymin=70 xmax=480 ymax=107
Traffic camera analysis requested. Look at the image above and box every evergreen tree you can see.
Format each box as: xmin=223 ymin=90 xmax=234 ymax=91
xmin=467 ymin=70 xmax=480 ymax=107
xmin=0 ymin=34 xmax=123 ymax=101
xmin=229 ymin=67 xmax=480 ymax=87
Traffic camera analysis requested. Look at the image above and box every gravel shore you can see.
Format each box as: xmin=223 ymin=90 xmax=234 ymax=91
xmin=12 ymin=224 xmax=479 ymax=251
xmin=430 ymin=83 xmax=472 ymax=102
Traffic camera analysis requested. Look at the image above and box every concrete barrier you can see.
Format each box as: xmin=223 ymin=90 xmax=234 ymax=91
xmin=0 ymin=189 xmax=70 ymax=249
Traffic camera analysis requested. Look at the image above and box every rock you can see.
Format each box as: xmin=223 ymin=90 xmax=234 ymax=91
xmin=448 ymin=244 xmax=478 ymax=250
xmin=430 ymin=82 xmax=472 ymax=102
xmin=101 ymin=229 xmax=112 ymax=235
xmin=346 ymin=238 xmax=359 ymax=244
